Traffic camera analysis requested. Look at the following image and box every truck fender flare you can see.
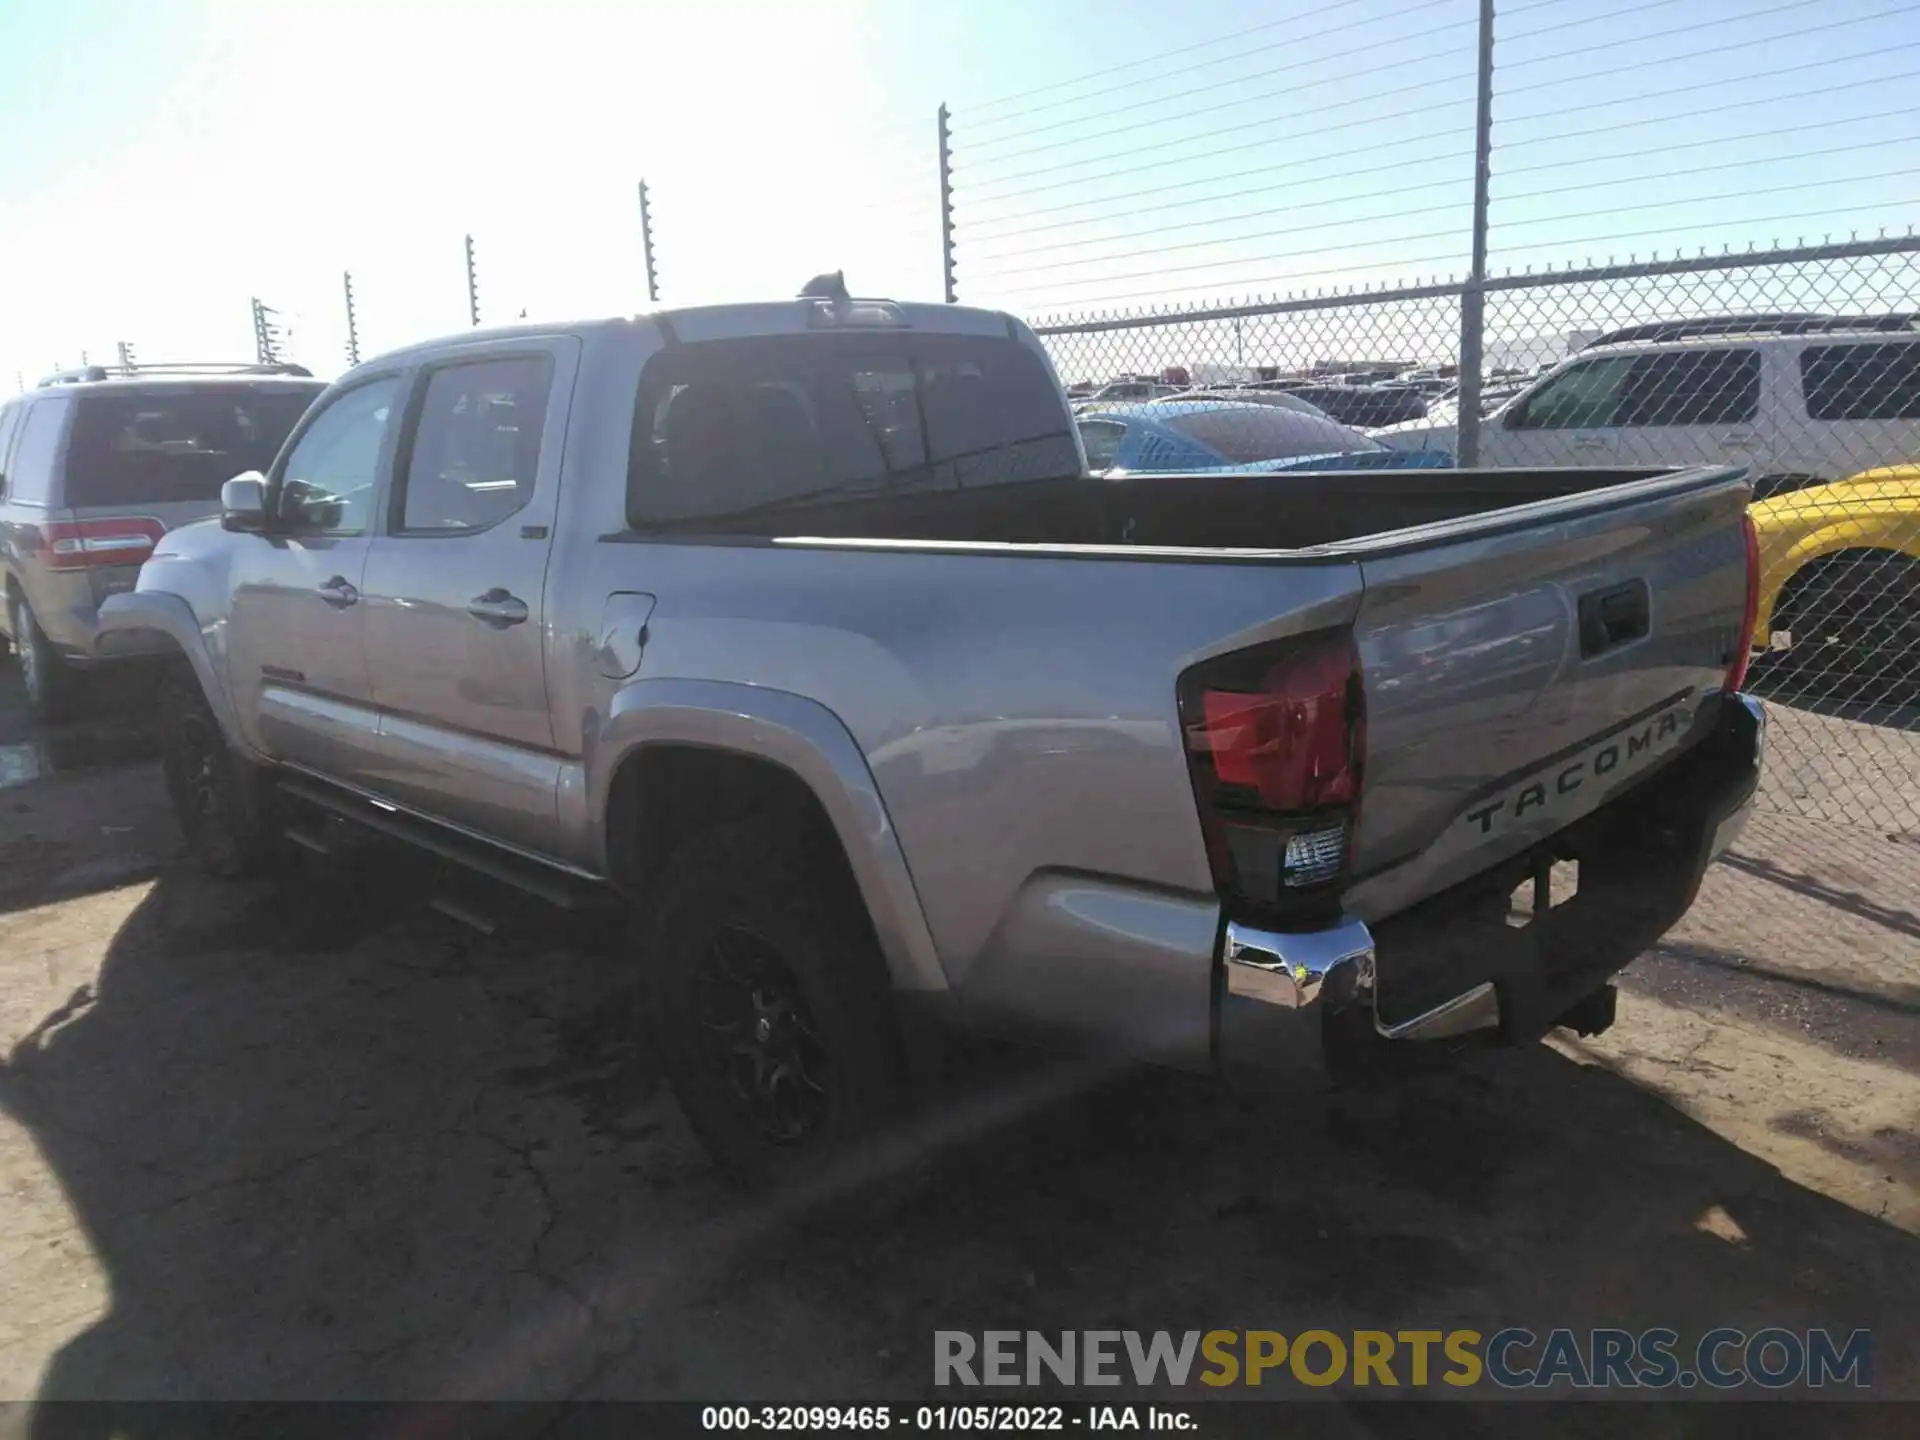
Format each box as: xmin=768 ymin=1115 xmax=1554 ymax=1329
xmin=94 ymin=591 xmax=247 ymax=753
xmin=589 ymin=677 xmax=949 ymax=996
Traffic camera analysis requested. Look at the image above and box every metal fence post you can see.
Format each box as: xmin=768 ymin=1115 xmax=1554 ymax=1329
xmin=938 ymin=104 xmax=957 ymax=303
xmin=250 ymin=298 xmax=273 ymax=364
xmin=116 ymin=341 xmax=136 ymax=375
xmin=1457 ymin=0 xmax=1495 ymax=466
xmin=343 ymin=271 xmax=361 ymax=366
xmin=464 ymin=235 xmax=481 ymax=328
xmin=638 ymin=181 xmax=660 ymax=304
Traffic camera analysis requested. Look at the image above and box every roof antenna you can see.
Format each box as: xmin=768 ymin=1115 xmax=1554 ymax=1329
xmin=799 ymin=270 xmax=849 ymax=301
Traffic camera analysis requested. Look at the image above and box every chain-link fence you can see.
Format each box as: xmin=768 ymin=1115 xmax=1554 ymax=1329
xmin=942 ymin=0 xmax=1920 ymax=837
xmin=1031 ymin=238 xmax=1920 ymax=834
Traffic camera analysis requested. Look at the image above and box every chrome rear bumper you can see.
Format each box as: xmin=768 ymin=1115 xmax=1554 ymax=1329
xmin=1217 ymin=917 xmax=1369 ymax=1079
xmin=1215 ymin=692 xmax=1764 ymax=1078
xmin=1222 ymin=917 xmax=1374 ymax=1012
xmin=1219 ymin=915 xmax=1501 ymax=1078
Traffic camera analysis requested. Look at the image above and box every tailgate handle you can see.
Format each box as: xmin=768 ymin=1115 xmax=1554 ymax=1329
xmin=1578 ymin=579 xmax=1650 ymax=658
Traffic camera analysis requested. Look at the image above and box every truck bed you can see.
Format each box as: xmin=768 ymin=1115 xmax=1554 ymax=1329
xmin=685 ymin=464 xmax=1717 ymax=554
xmin=701 ymin=462 xmax=1754 ymax=906
xmin=569 ymin=461 xmax=1754 ymax=1055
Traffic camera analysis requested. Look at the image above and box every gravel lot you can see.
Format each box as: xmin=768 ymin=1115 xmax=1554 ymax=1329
xmin=0 ymin=667 xmax=1916 ymax=1418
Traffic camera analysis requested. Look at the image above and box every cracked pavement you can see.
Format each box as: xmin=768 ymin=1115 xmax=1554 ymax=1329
xmin=0 ymin=670 xmax=1916 ymax=1415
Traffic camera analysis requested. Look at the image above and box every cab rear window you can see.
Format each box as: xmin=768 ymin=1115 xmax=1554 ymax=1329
xmin=626 ymin=333 xmax=1080 ymax=530
xmin=64 ymin=386 xmax=321 ymax=507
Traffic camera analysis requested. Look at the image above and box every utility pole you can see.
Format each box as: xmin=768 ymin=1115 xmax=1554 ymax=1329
xmin=251 ymin=297 xmax=276 ymax=364
xmin=637 ymin=181 xmax=660 ymax=304
xmin=1457 ymin=0 xmax=1496 ymax=466
xmin=343 ymin=271 xmax=361 ymax=366
xmin=464 ymin=234 xmax=481 ymax=327
xmin=937 ymin=104 xmax=957 ymax=303
xmin=116 ymin=341 xmax=137 ymax=374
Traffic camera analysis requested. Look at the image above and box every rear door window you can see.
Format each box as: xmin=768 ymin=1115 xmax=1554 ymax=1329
xmin=627 ymin=333 xmax=1079 ymax=528
xmin=1798 ymin=342 xmax=1920 ymax=420
xmin=63 ymin=386 xmax=320 ymax=508
xmin=395 ymin=356 xmax=553 ymax=533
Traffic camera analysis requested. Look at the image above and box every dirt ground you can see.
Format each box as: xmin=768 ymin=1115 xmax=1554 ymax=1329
xmin=0 ymin=666 xmax=1916 ymax=1420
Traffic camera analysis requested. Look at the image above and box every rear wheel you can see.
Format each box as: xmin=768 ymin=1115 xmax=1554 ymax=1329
xmin=9 ymin=595 xmax=78 ymax=723
xmin=158 ymin=669 xmax=285 ymax=878
xmin=637 ymin=814 xmax=906 ymax=1186
xmin=1768 ymin=551 xmax=1920 ymax=706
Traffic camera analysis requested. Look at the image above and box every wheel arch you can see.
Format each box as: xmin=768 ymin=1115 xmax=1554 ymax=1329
xmin=1759 ymin=543 xmax=1920 ymax=640
xmin=590 ymin=678 xmax=948 ymax=996
xmin=94 ymin=591 xmax=247 ymax=750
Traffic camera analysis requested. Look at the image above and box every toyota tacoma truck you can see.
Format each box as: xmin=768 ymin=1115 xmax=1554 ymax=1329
xmin=97 ymin=280 xmax=1766 ymax=1181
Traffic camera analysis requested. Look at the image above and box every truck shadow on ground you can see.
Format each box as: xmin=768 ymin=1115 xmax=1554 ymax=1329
xmin=2 ymin=850 xmax=1917 ymax=1429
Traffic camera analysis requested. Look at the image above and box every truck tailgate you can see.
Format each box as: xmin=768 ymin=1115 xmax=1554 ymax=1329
xmin=1343 ymin=466 xmax=1753 ymax=921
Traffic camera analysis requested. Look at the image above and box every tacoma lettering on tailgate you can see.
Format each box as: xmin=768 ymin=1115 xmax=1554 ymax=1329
xmin=1461 ymin=698 xmax=1692 ymax=841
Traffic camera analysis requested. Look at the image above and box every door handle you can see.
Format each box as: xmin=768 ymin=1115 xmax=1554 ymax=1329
xmin=1571 ymin=435 xmax=1607 ymax=450
xmin=1577 ymin=578 xmax=1651 ymax=658
xmin=467 ymin=588 xmax=529 ymax=627
xmin=317 ymin=576 xmax=359 ymax=608
xmin=1719 ymin=430 xmax=1759 ymax=447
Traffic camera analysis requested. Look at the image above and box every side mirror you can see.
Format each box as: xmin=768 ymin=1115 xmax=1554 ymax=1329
xmin=220 ymin=472 xmax=270 ymax=533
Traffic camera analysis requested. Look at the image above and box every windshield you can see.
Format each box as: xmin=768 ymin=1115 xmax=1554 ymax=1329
xmin=1158 ymin=405 xmax=1382 ymax=462
xmin=64 ymin=386 xmax=321 ymax=507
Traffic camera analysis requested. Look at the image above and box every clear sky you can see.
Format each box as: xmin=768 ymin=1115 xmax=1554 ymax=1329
xmin=3 ymin=0 xmax=1917 ymax=387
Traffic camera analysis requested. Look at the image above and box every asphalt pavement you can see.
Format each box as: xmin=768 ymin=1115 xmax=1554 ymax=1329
xmin=0 ymin=665 xmax=1914 ymax=1420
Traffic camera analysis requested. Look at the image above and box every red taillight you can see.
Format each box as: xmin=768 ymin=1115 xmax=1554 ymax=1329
xmin=1180 ymin=629 xmax=1365 ymax=913
xmin=35 ymin=517 xmax=167 ymax=571
xmin=1725 ymin=510 xmax=1760 ymax=694
xmin=1198 ymin=641 xmax=1359 ymax=809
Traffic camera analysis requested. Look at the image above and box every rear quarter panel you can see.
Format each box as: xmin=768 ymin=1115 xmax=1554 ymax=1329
xmin=556 ymin=539 xmax=1364 ymax=989
xmin=540 ymin=320 xmax=1372 ymax=1061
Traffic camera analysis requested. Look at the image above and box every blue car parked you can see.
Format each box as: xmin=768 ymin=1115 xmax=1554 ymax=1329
xmin=1077 ymin=400 xmax=1454 ymax=475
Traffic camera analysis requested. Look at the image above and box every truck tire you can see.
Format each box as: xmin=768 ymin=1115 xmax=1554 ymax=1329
xmin=637 ymin=814 xmax=906 ymax=1186
xmin=158 ymin=668 xmax=285 ymax=879
xmin=9 ymin=595 xmax=78 ymax=724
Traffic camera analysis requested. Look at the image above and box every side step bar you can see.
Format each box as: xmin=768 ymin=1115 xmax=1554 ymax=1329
xmin=276 ymin=775 xmax=616 ymax=914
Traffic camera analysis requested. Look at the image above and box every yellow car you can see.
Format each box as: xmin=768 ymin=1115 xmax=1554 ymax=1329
xmin=1749 ymin=465 xmax=1920 ymax=689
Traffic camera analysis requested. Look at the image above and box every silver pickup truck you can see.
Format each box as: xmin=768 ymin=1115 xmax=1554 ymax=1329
xmin=99 ymin=285 xmax=1765 ymax=1181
